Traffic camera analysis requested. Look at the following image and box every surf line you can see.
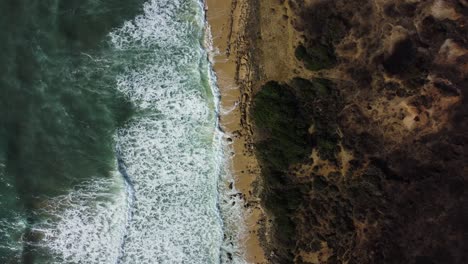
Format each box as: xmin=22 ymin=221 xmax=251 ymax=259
xmin=201 ymin=0 xmax=246 ymax=262
xmin=115 ymin=149 xmax=135 ymax=264
xmin=110 ymin=0 xmax=242 ymax=262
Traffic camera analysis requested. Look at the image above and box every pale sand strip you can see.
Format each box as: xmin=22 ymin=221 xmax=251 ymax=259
xmin=205 ymin=0 xmax=267 ymax=263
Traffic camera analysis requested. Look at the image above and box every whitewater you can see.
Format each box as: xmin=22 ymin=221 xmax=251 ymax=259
xmin=32 ymin=0 xmax=246 ymax=263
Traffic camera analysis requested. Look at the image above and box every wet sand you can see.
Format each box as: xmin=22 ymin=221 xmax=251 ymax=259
xmin=204 ymin=0 xmax=267 ymax=263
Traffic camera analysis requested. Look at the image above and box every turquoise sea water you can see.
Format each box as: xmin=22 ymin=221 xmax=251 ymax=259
xmin=0 ymin=0 xmax=244 ymax=263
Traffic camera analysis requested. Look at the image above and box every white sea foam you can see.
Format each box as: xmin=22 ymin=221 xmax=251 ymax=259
xmin=34 ymin=0 xmax=247 ymax=263
xmin=34 ymin=172 xmax=129 ymax=264
xmin=111 ymin=0 xmax=227 ymax=263
xmin=216 ymin=147 xmax=248 ymax=264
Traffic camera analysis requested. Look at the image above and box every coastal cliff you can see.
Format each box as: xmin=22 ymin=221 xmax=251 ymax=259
xmin=215 ymin=0 xmax=468 ymax=263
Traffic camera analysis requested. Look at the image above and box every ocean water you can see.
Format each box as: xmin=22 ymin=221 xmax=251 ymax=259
xmin=0 ymin=0 xmax=244 ymax=263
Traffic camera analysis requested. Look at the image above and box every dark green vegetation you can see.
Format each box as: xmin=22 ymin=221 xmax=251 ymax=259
xmin=252 ymin=81 xmax=311 ymax=171
xmin=294 ymin=0 xmax=349 ymax=71
xmin=290 ymin=78 xmax=342 ymax=161
xmin=0 ymin=0 xmax=144 ymax=262
xmin=295 ymin=44 xmax=336 ymax=71
xmin=253 ymin=79 xmax=342 ymax=165
xmin=252 ymin=78 xmax=342 ymax=262
xmin=256 ymin=0 xmax=468 ymax=263
xmin=252 ymin=82 xmax=310 ymax=261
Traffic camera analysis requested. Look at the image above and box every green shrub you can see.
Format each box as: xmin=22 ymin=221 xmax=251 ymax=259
xmin=252 ymin=81 xmax=310 ymax=170
xmin=295 ymin=44 xmax=336 ymax=71
xmin=251 ymin=78 xmax=343 ymax=262
xmin=292 ymin=77 xmax=332 ymax=97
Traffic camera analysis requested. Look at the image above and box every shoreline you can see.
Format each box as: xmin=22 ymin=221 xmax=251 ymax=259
xmin=204 ymin=0 xmax=267 ymax=263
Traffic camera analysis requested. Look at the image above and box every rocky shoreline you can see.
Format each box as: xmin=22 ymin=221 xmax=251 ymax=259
xmin=205 ymin=0 xmax=266 ymax=262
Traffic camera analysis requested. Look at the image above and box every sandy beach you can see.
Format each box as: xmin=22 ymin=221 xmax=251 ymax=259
xmin=205 ymin=0 xmax=267 ymax=263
